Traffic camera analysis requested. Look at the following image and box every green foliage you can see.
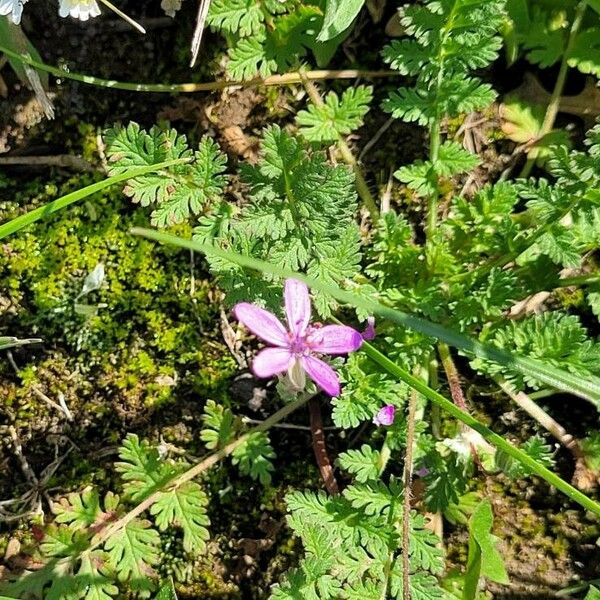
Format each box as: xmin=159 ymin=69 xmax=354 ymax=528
xmin=271 ymin=480 xmax=445 ymax=599
xmin=507 ymin=0 xmax=600 ymax=76
xmin=0 ymin=436 xmax=210 ymax=599
xmin=296 ymin=85 xmax=373 ymax=143
xmin=463 ymin=501 xmax=509 ymax=599
xmin=472 ymin=313 xmax=600 ymax=392
xmin=495 ymin=435 xmax=556 ymax=478
xmin=194 ymin=125 xmax=361 ymax=315
xmin=332 ymin=353 xmax=408 ymax=428
xmin=116 ymin=434 xmax=182 ymax=502
xmin=200 ymin=400 xmax=276 ymax=484
xmin=207 ymin=0 xmax=351 ymax=79
xmin=318 ymin=0 xmax=364 ymax=40
xmin=105 ymin=123 xmax=228 ymax=227
xmin=151 ymin=483 xmax=210 ymax=552
xmin=337 ymin=445 xmax=382 ymax=482
xmin=382 ymin=0 xmax=504 ymax=126
xmin=396 ymin=141 xmax=479 ymax=197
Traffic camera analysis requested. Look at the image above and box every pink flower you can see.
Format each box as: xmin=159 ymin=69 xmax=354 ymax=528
xmin=373 ymin=405 xmax=395 ymax=427
xmin=234 ymin=279 xmax=363 ymax=396
xmin=362 ymin=316 xmax=376 ymax=341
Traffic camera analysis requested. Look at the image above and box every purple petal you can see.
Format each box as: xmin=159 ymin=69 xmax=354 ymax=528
xmin=301 ymin=355 xmax=341 ymax=397
xmin=284 ymin=279 xmax=311 ymax=337
xmin=373 ymin=405 xmax=395 ymax=427
xmin=234 ymin=303 xmax=289 ymax=347
xmin=306 ymin=325 xmax=363 ymax=355
xmin=252 ymin=347 xmax=294 ymax=378
xmin=362 ymin=317 xmax=376 ymax=341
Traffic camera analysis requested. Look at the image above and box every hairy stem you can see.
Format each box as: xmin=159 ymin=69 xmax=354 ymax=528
xmin=438 ymin=342 xmax=468 ymax=411
xmin=402 ymin=387 xmax=419 ymax=600
xmin=88 ymin=393 xmax=310 ymax=551
xmin=308 ymin=397 xmax=340 ymax=495
xmin=300 ymin=73 xmax=380 ymax=224
xmin=519 ymin=0 xmax=587 ymax=178
xmin=496 ymin=378 xmax=583 ymax=458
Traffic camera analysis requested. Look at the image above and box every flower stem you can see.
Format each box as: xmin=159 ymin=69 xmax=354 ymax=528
xmin=519 ymin=0 xmax=587 ymax=178
xmin=438 ymin=342 xmax=468 ymax=411
xmin=402 ymin=387 xmax=419 ymax=600
xmin=308 ymin=397 xmax=340 ymax=495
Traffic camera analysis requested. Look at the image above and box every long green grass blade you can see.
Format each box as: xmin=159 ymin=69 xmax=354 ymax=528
xmin=0 ymin=158 xmax=189 ymax=240
xmin=130 ymin=227 xmax=600 ymax=406
xmin=362 ymin=341 xmax=600 ymax=518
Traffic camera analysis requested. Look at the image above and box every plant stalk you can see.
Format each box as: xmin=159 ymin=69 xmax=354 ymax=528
xmin=308 ymin=397 xmax=339 ymax=495
xmin=402 ymin=387 xmax=419 ymax=600
xmin=88 ymin=393 xmax=310 ymax=551
xmin=519 ymin=0 xmax=587 ymax=178
xmin=0 ymin=44 xmax=395 ymax=93
xmin=438 ymin=342 xmax=468 ymax=411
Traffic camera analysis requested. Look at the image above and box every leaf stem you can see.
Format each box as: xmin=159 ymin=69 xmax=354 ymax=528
xmin=87 ymin=393 xmax=310 ymax=551
xmin=519 ymin=0 xmax=588 ymax=177
xmin=0 ymin=44 xmax=395 ymax=93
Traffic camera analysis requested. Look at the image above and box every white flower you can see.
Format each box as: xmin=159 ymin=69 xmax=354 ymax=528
xmin=59 ymin=0 xmax=101 ymax=21
xmin=161 ymin=0 xmax=183 ymax=18
xmin=0 ymin=0 xmax=28 ymax=24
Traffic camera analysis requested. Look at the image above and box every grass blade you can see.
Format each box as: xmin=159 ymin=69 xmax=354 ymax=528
xmin=0 ymin=158 xmax=189 ymax=241
xmin=130 ymin=227 xmax=600 ymax=406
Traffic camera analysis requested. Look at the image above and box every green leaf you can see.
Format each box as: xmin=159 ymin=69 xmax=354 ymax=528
xmin=0 ymin=157 xmax=188 ymax=241
xmin=115 ymin=434 xmax=179 ymax=502
xmin=568 ymin=28 xmax=600 ymax=77
xmin=317 ymin=0 xmax=364 ymax=41
xmin=52 ymin=487 xmax=103 ymax=530
xmin=77 ymin=553 xmax=118 ymax=600
xmin=200 ymin=400 xmax=236 ymax=450
xmin=227 ymin=35 xmax=275 ymax=80
xmin=105 ymin=124 xmax=228 ymax=227
xmin=232 ymin=431 xmax=276 ymax=484
xmin=296 ymin=85 xmax=372 ymax=143
xmin=206 ymin=0 xmax=264 ymax=35
xmin=463 ymin=500 xmax=509 ymax=600
xmin=151 ymin=481 xmax=210 ymax=553
xmin=337 ymin=445 xmax=382 ymax=482
xmin=0 ymin=19 xmax=48 ymax=87
xmin=154 ymin=578 xmax=178 ymax=600
xmin=585 ymin=585 xmax=600 ymax=600
xmin=104 ymin=519 xmax=160 ymax=595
